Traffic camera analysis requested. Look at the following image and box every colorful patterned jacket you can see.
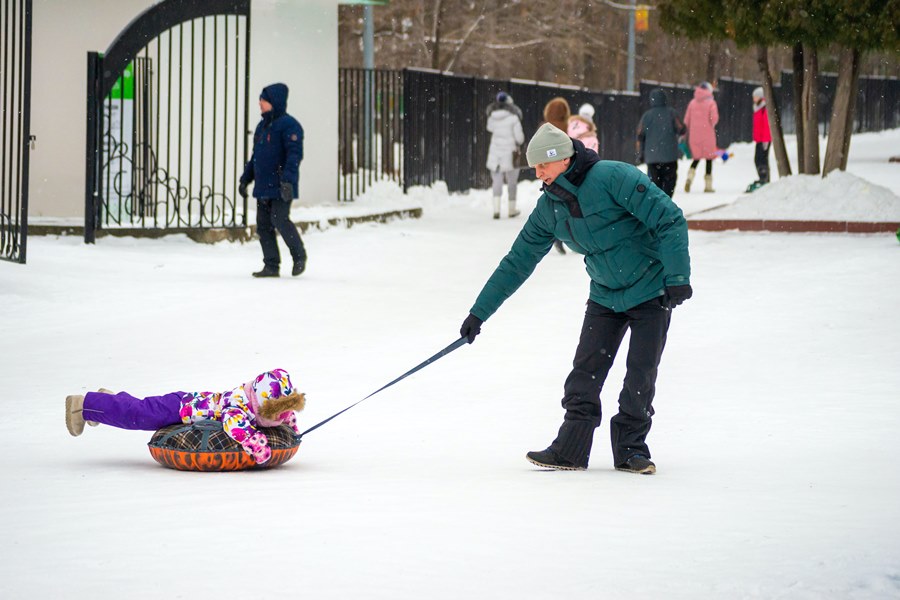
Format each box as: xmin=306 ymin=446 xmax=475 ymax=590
xmin=178 ymin=369 xmax=301 ymax=464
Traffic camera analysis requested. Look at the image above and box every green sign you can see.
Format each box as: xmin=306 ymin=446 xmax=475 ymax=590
xmin=108 ymin=63 xmax=134 ymax=101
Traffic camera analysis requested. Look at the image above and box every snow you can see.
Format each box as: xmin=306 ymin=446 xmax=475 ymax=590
xmin=694 ymin=170 xmax=900 ymax=221
xmin=2 ymin=131 xmax=899 ymax=599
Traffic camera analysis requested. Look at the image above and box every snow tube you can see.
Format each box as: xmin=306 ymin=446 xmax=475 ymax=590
xmin=148 ymin=420 xmax=301 ymax=472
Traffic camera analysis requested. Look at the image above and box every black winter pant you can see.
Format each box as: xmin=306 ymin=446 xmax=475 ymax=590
xmin=754 ymin=142 xmax=770 ymax=183
xmin=690 ymin=159 xmax=713 ymax=175
xmin=549 ymin=298 xmax=671 ymax=467
xmin=647 ymin=162 xmax=678 ymax=198
xmin=257 ymin=198 xmax=307 ymax=269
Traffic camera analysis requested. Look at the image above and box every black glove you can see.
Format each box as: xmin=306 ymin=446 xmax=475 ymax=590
xmin=665 ymin=284 xmax=693 ymax=308
xmin=280 ymin=181 xmax=293 ymax=202
xmin=460 ymin=313 xmax=483 ymax=344
xmin=238 ymin=181 xmax=249 ymax=199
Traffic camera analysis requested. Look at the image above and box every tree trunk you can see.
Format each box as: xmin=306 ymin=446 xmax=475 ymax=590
xmin=430 ymin=0 xmax=444 ymax=70
xmin=706 ymin=38 xmax=720 ymax=84
xmin=823 ymin=47 xmax=861 ymax=175
xmin=757 ymin=45 xmax=791 ymax=177
xmin=840 ymin=49 xmax=861 ymax=171
xmin=801 ymin=44 xmax=820 ymax=175
xmin=792 ymin=43 xmax=805 ymax=172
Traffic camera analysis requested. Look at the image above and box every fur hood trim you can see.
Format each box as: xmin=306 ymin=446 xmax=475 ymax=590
xmin=245 ymin=369 xmax=302 ymax=427
xmin=258 ymin=391 xmax=306 ymax=423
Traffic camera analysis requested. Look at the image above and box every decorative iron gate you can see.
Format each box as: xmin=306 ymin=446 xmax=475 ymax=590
xmin=1 ymin=0 xmax=31 ymax=263
xmin=85 ymin=0 xmax=250 ymax=242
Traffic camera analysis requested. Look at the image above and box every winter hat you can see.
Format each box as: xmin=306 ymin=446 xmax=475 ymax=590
xmin=496 ymin=91 xmax=509 ymax=103
xmin=699 ymin=81 xmax=713 ymax=91
xmin=526 ymin=123 xmax=574 ymax=167
xmin=752 ymin=86 xmax=764 ymax=100
xmin=249 ymin=369 xmax=306 ymax=424
xmin=543 ymin=97 xmax=571 ymax=132
xmin=578 ymin=103 xmax=595 ymax=120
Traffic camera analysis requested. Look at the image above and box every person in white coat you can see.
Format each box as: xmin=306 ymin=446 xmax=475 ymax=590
xmin=486 ymin=92 xmax=525 ymax=219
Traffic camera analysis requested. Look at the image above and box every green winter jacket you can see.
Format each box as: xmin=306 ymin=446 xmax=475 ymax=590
xmin=470 ymin=159 xmax=690 ymax=319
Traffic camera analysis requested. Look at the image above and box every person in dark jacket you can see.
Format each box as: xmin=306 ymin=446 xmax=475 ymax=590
xmin=637 ymin=88 xmax=686 ymax=198
xmin=459 ymin=123 xmax=692 ymax=474
xmin=240 ymin=83 xmax=307 ymax=278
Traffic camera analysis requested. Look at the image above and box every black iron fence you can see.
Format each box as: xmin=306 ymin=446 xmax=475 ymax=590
xmin=339 ymin=68 xmax=403 ymax=201
xmin=85 ymin=0 xmax=251 ymax=242
xmin=340 ymin=67 xmax=898 ymax=199
xmin=1 ymin=0 xmax=31 ymax=263
xmin=780 ymin=71 xmax=900 ymax=136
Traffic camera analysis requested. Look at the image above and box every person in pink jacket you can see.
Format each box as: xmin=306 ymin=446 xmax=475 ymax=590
xmin=65 ymin=369 xmax=306 ymax=465
xmin=748 ymin=86 xmax=772 ymax=192
xmin=683 ymin=82 xmax=720 ymax=193
xmin=567 ymin=103 xmax=599 ymax=154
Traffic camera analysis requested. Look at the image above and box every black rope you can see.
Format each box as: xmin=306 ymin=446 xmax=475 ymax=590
xmin=298 ymin=337 xmax=469 ymax=439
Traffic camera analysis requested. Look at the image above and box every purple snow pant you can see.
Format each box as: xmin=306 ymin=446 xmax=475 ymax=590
xmin=82 ymin=391 xmax=186 ymax=430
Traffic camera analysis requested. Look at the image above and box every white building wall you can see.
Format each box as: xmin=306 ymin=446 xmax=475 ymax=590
xmin=249 ymin=0 xmax=338 ymax=207
xmin=28 ymin=0 xmax=338 ymax=218
xmin=29 ymin=0 xmax=155 ymax=218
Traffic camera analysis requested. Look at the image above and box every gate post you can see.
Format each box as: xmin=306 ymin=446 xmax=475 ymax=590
xmin=84 ymin=51 xmax=102 ymax=244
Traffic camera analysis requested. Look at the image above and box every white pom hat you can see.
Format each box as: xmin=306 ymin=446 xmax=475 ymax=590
xmin=578 ymin=103 xmax=595 ymax=119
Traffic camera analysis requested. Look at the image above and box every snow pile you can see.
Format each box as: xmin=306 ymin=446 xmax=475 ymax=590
xmin=693 ymin=170 xmax=900 ymax=222
xmin=287 ymin=179 xmax=423 ymax=225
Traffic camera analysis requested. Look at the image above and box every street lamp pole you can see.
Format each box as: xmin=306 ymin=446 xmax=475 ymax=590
xmin=626 ymin=0 xmax=636 ymax=91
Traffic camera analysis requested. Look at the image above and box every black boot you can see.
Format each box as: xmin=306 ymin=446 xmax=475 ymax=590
xmin=527 ymin=420 xmax=594 ymax=470
xmin=615 ymin=454 xmax=656 ymax=475
xmin=252 ymin=266 xmax=280 ymax=278
xmin=292 ymin=258 xmax=306 ymax=277
xmin=526 ymin=447 xmax=586 ymax=471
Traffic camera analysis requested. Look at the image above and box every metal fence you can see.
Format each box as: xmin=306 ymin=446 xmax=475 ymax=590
xmin=339 ymin=68 xmax=403 ymax=201
xmin=389 ymin=68 xmax=899 ymax=195
xmin=1 ymin=0 xmax=31 ymax=263
xmin=780 ymin=70 xmax=900 ymax=136
xmin=85 ymin=0 xmax=251 ymax=242
xmin=401 ymin=71 xmax=643 ymax=192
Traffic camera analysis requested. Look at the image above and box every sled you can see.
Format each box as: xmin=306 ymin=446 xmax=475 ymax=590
xmin=148 ymin=420 xmax=300 ymax=472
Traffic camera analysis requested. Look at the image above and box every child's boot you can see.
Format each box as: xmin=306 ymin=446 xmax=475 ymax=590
xmin=704 ymin=174 xmax=715 ymax=193
xmin=684 ymin=167 xmax=696 ymax=192
xmin=66 ymin=395 xmax=87 ymax=436
xmin=492 ymin=196 xmax=501 ymax=219
xmin=508 ymin=199 xmax=520 ymax=218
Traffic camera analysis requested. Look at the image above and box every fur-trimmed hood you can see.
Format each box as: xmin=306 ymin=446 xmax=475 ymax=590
xmin=244 ymin=369 xmax=305 ymax=427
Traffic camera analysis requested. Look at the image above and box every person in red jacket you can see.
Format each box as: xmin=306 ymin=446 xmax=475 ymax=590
xmin=749 ymin=87 xmax=771 ymax=192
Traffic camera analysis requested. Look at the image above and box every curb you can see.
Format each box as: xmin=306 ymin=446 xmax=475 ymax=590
xmin=688 ymin=219 xmax=900 ymax=233
xmin=26 ymin=207 xmax=424 ymax=243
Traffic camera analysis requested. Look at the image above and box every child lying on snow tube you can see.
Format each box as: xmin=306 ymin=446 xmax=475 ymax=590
xmin=65 ymin=369 xmax=306 ymax=465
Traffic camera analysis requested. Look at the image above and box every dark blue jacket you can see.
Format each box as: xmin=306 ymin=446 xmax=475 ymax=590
xmin=637 ymin=89 xmax=685 ymax=165
xmin=240 ymin=83 xmax=304 ymax=200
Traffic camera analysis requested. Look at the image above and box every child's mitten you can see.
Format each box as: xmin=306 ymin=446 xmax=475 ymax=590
xmin=245 ymin=431 xmax=272 ymax=464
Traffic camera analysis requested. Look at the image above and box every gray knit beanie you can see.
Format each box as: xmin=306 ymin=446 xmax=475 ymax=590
xmin=526 ymin=123 xmax=575 ymax=167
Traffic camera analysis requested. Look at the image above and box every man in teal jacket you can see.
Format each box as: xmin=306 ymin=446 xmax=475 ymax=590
xmin=459 ymin=123 xmax=692 ymax=474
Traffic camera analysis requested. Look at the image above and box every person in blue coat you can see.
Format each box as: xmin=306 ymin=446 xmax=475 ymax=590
xmin=240 ymin=83 xmax=307 ymax=277
xmin=459 ymin=123 xmax=692 ymax=474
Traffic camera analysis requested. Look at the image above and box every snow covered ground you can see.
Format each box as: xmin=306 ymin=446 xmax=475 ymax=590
xmin=1 ymin=131 xmax=899 ymax=599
